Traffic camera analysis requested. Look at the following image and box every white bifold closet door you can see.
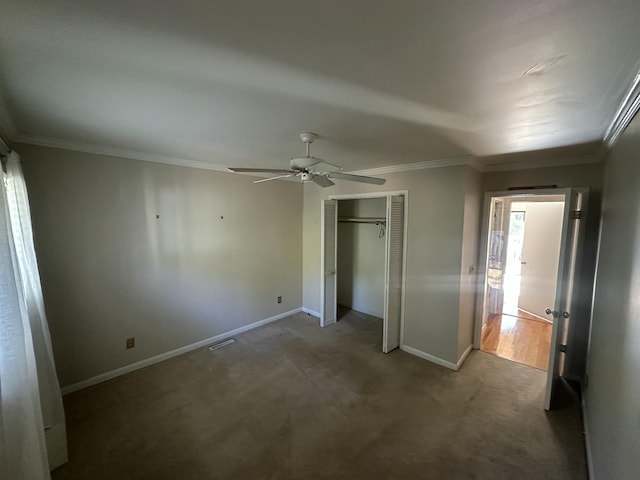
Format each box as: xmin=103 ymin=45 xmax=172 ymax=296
xmin=321 ymin=199 xmax=337 ymax=327
xmin=383 ymin=195 xmax=404 ymax=353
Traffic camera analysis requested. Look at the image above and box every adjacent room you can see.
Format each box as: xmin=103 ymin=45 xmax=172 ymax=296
xmin=1 ymin=1 xmax=639 ymax=479
xmin=480 ymin=194 xmax=566 ymax=371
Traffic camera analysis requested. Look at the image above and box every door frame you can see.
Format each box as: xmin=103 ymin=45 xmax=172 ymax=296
xmin=474 ymin=188 xmax=571 ymax=349
xmin=322 ymin=190 xmax=409 ymax=347
xmin=474 ymin=187 xmax=589 ymax=409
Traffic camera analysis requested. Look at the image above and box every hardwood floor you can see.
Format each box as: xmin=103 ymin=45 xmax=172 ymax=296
xmin=481 ymin=310 xmax=552 ymax=371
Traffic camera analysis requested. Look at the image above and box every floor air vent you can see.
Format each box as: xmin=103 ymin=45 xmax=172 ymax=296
xmin=207 ymin=338 xmax=236 ymax=351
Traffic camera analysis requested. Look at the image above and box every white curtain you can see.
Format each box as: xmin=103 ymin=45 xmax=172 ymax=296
xmin=0 ymin=152 xmax=67 ymax=478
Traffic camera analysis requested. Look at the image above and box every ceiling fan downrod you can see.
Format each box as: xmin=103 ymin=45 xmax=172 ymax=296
xmin=299 ymin=132 xmax=318 ymax=158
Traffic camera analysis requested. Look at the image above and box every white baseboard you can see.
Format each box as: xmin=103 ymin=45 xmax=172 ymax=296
xmin=61 ymin=308 xmax=302 ymax=395
xmin=582 ymin=390 xmax=595 ymax=479
xmin=400 ymin=344 xmax=459 ymax=371
xmin=302 ymin=307 xmax=320 ymax=318
xmin=519 ymin=308 xmax=552 ymax=323
xmin=456 ymin=344 xmax=473 ymax=370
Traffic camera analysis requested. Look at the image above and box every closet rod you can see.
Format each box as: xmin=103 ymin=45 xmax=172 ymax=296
xmin=338 ymin=217 xmax=386 ymax=224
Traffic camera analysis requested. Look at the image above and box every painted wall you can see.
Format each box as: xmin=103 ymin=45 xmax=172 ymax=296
xmin=303 ymin=165 xmax=480 ymax=365
xmin=18 ymin=139 xmax=602 ymax=388
xmin=585 ymin=114 xmax=640 ymax=479
xmin=336 ymin=198 xmax=386 ymax=317
xmin=482 ymin=162 xmax=603 ymax=381
xmin=457 ymin=167 xmax=482 ymax=359
xmin=18 ymin=143 xmax=303 ymax=387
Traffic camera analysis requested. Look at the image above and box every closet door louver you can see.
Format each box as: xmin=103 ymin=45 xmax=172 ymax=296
xmin=383 ymin=195 xmax=404 ymax=352
xmin=321 ymin=199 xmax=337 ymax=327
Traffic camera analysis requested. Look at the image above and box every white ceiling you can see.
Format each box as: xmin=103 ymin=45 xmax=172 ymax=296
xmin=1 ymin=0 xmax=639 ymax=171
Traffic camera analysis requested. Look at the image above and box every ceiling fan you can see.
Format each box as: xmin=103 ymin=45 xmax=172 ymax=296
xmin=227 ymin=132 xmax=386 ymax=187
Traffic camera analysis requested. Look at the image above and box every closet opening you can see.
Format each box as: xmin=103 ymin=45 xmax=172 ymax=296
xmin=320 ymin=192 xmax=407 ymax=354
xmin=336 ymin=198 xmax=386 ymax=332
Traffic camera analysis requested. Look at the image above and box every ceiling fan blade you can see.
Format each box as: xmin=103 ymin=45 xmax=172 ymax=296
xmin=291 ymin=156 xmax=342 ymax=171
xmin=328 ymin=171 xmax=386 ymax=185
xmin=227 ymin=167 xmax=294 ymax=174
xmin=312 ymin=175 xmax=335 ymax=188
xmin=253 ymin=174 xmax=296 ymax=184
xmin=313 ymin=160 xmax=343 ymax=172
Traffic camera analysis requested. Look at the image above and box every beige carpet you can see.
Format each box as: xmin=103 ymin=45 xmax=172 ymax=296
xmin=52 ymin=310 xmax=587 ymax=479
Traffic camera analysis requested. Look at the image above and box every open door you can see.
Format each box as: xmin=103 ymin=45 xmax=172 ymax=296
xmin=485 ymin=198 xmax=508 ymax=316
xmin=477 ymin=188 xmax=589 ymax=408
xmin=382 ymin=195 xmax=404 ymax=353
xmin=320 ymin=199 xmax=337 ymax=327
xmin=544 ymin=189 xmax=588 ymax=410
xmin=518 ymin=202 xmax=564 ymax=319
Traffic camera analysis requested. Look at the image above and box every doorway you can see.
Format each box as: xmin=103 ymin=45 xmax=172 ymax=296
xmin=320 ymin=192 xmax=407 ymax=354
xmin=336 ymin=198 xmax=386 ymax=320
xmin=475 ymin=188 xmax=588 ymax=410
xmin=480 ymin=196 xmax=565 ymax=371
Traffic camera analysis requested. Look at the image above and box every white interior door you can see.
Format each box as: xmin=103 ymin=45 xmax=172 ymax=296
xmin=518 ymin=202 xmax=564 ymax=319
xmin=382 ymin=195 xmax=404 ymax=353
xmin=486 ymin=198 xmax=507 ymax=315
xmin=321 ymin=199 xmax=337 ymax=327
xmin=544 ymin=189 xmax=587 ymax=410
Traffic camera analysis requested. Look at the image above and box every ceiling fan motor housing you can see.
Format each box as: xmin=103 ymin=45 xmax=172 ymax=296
xmin=300 ymin=171 xmax=313 ymax=181
xmin=299 ymin=132 xmax=318 ymax=144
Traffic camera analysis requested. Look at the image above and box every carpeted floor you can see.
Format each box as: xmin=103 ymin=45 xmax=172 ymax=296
xmin=52 ymin=310 xmax=587 ymax=479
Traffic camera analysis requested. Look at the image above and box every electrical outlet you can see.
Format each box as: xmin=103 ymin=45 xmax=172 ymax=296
xmin=277 ymin=296 xmax=282 ymax=304
xmin=126 ymin=337 xmax=135 ymax=349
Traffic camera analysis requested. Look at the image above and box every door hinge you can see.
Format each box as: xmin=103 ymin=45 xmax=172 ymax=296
xmin=559 ymin=344 xmax=567 ymax=353
xmin=570 ymin=210 xmax=582 ymax=220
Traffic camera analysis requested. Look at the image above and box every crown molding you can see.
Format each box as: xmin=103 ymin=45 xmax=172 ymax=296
xmin=482 ymin=154 xmax=603 ymax=173
xmin=12 ymin=132 xmax=603 ymax=177
xmin=13 ymin=133 xmax=231 ymax=173
xmin=349 ymin=155 xmax=480 ymax=176
xmin=604 ymin=70 xmax=640 ymax=147
xmin=347 ymin=151 xmax=602 ymax=176
xmin=14 ymin=133 xmax=481 ymax=176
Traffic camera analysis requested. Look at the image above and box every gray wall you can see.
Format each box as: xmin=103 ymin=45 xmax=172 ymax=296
xmin=483 ymin=162 xmax=603 ymax=381
xmin=19 ymin=143 xmax=303 ymax=387
xmin=458 ymin=167 xmax=482 ymax=359
xmin=585 ymin=114 xmax=640 ymax=479
xmin=19 ymin=139 xmax=605 ymax=390
xmin=303 ymin=165 xmax=479 ymax=365
xmin=336 ymin=198 xmax=386 ymax=317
